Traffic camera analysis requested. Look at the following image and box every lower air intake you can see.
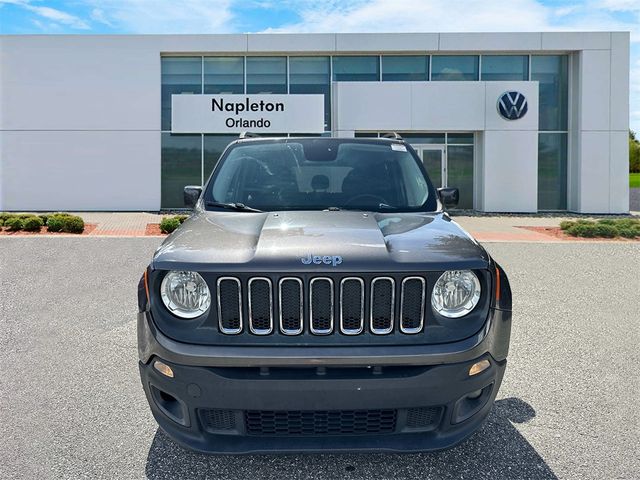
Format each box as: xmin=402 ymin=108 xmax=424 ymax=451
xmin=245 ymin=409 xmax=397 ymax=436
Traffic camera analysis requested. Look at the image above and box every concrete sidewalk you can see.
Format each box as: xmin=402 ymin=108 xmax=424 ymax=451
xmin=65 ymin=211 xmax=591 ymax=242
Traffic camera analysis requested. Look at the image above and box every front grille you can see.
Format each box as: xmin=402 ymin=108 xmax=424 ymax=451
xmin=245 ymin=409 xmax=397 ymax=436
xmin=217 ymin=275 xmax=427 ymax=336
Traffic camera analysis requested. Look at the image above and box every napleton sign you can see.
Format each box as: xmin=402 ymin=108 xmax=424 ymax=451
xmin=171 ymin=94 xmax=325 ymax=133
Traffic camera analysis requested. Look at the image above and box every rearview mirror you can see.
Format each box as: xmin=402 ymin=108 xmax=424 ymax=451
xmin=437 ymin=187 xmax=459 ymax=208
xmin=183 ymin=186 xmax=202 ymax=208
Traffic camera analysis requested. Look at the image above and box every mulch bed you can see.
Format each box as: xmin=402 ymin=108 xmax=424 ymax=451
xmin=145 ymin=224 xmax=166 ymax=236
xmin=0 ymin=224 xmax=98 ymax=236
xmin=518 ymin=226 xmax=640 ymax=242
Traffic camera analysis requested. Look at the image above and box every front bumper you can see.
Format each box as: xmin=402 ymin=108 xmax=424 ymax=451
xmin=137 ymin=308 xmax=511 ymax=454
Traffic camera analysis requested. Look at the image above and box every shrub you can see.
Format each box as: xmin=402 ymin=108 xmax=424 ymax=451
xmin=562 ymin=217 xmax=640 ymax=238
xmin=61 ymin=215 xmax=84 ymax=233
xmin=559 ymin=220 xmax=573 ymax=231
xmin=566 ymin=223 xmax=598 ymax=238
xmin=160 ymin=217 xmax=181 ymax=234
xmin=618 ymin=227 xmax=640 ymax=238
xmin=0 ymin=219 xmax=3 ymax=227
xmin=38 ymin=214 xmax=49 ymax=225
xmin=176 ymin=215 xmax=189 ymax=224
xmin=21 ymin=216 xmax=44 ymax=232
xmin=5 ymin=217 xmax=23 ymax=231
xmin=46 ymin=215 xmax=65 ymax=232
xmin=594 ymin=223 xmax=617 ymax=238
xmin=597 ymin=219 xmax=616 ymax=226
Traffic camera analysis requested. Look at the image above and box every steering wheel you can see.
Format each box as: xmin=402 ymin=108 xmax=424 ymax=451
xmin=344 ymin=194 xmax=387 ymax=206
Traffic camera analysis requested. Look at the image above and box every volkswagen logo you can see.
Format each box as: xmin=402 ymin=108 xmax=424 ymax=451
xmin=497 ymin=91 xmax=528 ymax=120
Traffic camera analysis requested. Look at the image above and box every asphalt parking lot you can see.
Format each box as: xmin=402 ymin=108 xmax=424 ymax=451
xmin=1 ymin=238 xmax=638 ymax=480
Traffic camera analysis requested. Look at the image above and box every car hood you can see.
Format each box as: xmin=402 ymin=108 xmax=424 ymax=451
xmin=152 ymin=210 xmax=489 ymax=272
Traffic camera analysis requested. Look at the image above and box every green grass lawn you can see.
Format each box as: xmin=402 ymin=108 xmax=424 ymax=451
xmin=631 ymin=173 xmax=640 ymax=188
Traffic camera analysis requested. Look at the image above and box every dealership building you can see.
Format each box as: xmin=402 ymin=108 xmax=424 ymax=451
xmin=0 ymin=32 xmax=630 ymax=212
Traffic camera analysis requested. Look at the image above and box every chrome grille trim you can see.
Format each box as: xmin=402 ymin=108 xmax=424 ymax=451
xmin=339 ymin=277 xmax=365 ymax=335
xmin=217 ymin=277 xmax=243 ymax=335
xmin=278 ymin=277 xmax=304 ymax=335
xmin=399 ymin=276 xmax=426 ymax=334
xmin=310 ymin=277 xmax=334 ymax=335
xmin=370 ymin=277 xmax=395 ymax=335
xmin=248 ymin=277 xmax=273 ymax=335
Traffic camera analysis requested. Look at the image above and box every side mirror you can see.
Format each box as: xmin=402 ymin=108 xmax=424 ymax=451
xmin=183 ymin=186 xmax=202 ymax=208
xmin=437 ymin=187 xmax=459 ymax=208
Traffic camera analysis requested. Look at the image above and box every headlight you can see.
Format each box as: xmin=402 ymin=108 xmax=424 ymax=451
xmin=431 ymin=270 xmax=481 ymax=318
xmin=160 ymin=271 xmax=211 ymax=319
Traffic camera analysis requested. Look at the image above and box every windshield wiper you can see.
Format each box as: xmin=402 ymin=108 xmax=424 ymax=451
xmin=324 ymin=204 xmax=398 ymax=212
xmin=205 ymin=201 xmax=263 ymax=213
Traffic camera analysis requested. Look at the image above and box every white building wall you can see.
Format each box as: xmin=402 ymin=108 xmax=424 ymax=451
xmin=0 ymin=32 xmax=631 ymax=212
xmin=0 ymin=35 xmax=163 ymax=210
xmin=334 ymin=81 xmax=539 ymax=212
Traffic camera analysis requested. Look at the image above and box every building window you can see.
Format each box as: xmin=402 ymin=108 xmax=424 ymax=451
xmin=481 ymin=55 xmax=529 ymax=81
xmin=538 ymin=133 xmax=568 ymax=211
xmin=161 ymin=57 xmax=202 ymax=131
xmin=381 ymin=56 xmax=429 ymax=81
xmin=332 ymin=56 xmax=380 ymax=81
xmin=531 ymin=55 xmax=568 ymax=131
xmin=161 ymin=133 xmax=202 ymax=208
xmin=204 ymin=57 xmax=244 ymax=94
xmin=431 ymin=56 xmax=479 ymax=81
xmin=289 ymin=56 xmax=331 ymax=130
xmin=246 ymin=56 xmax=287 ymax=94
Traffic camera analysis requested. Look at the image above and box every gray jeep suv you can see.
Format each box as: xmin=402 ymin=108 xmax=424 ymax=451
xmin=137 ymin=136 xmax=512 ymax=454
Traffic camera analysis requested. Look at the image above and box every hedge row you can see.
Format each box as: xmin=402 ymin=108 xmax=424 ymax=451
xmin=160 ymin=215 xmax=188 ymax=234
xmin=0 ymin=212 xmax=85 ymax=233
xmin=560 ymin=218 xmax=640 ymax=238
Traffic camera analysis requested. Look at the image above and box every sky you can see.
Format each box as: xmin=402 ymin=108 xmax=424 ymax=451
xmin=0 ymin=0 xmax=639 ymax=133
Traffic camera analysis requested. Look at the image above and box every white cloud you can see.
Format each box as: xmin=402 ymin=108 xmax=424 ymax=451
xmin=0 ymin=0 xmax=90 ymax=29
xmin=23 ymin=4 xmax=90 ymax=29
xmin=264 ymin=0 xmax=640 ymax=132
xmin=84 ymin=0 xmax=234 ymax=34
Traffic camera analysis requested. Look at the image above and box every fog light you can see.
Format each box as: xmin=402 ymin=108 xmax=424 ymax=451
xmin=153 ymin=360 xmax=174 ymax=378
xmin=469 ymin=359 xmax=490 ymax=376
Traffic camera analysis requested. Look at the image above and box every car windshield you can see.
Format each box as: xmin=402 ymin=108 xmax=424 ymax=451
xmin=205 ymin=138 xmax=436 ymax=212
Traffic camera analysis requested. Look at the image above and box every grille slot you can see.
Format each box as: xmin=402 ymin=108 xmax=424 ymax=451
xmin=370 ymin=277 xmax=395 ymax=335
xmin=340 ymin=278 xmax=364 ymax=335
xmin=200 ymin=409 xmax=237 ymax=432
xmin=217 ymin=277 xmax=242 ymax=334
xmin=248 ymin=278 xmax=273 ymax=335
xmin=400 ymin=277 xmax=425 ymax=334
xmin=245 ymin=409 xmax=397 ymax=436
xmin=310 ymin=278 xmax=334 ymax=335
xmin=405 ymin=406 xmax=442 ymax=430
xmin=279 ymin=278 xmax=303 ymax=335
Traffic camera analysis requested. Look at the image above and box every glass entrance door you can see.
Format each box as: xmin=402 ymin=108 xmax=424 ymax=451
xmin=417 ymin=146 xmax=445 ymax=188
xmin=416 ymin=144 xmax=474 ymax=209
